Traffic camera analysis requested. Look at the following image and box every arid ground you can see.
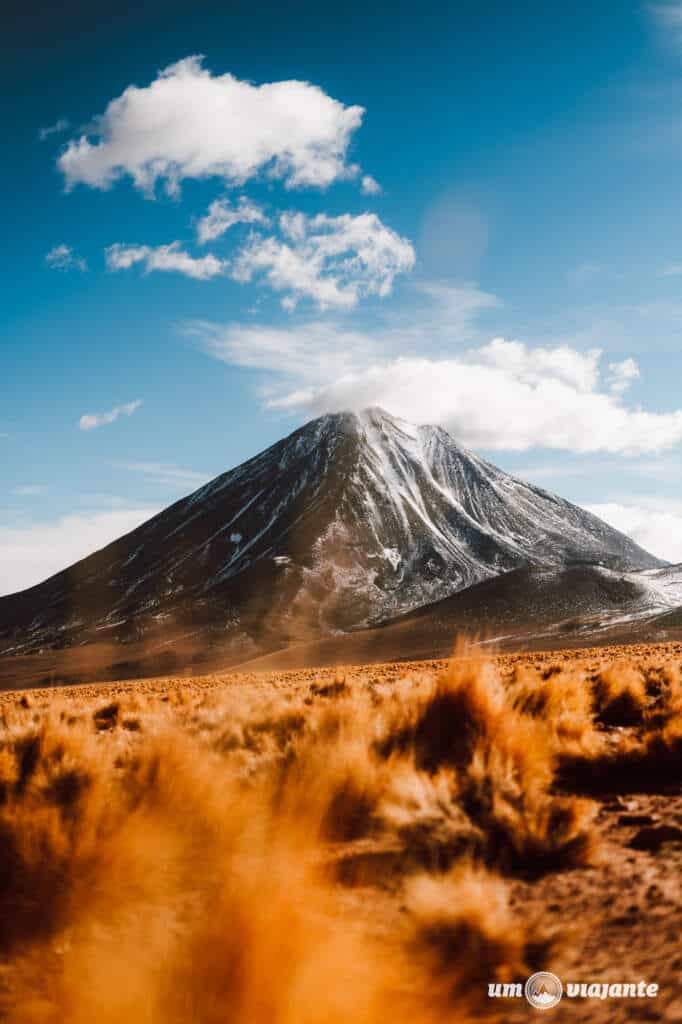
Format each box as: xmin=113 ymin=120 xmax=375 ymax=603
xmin=0 ymin=642 xmax=681 ymax=1021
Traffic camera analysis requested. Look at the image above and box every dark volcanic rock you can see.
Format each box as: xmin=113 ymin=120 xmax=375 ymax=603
xmin=630 ymin=825 xmax=682 ymax=851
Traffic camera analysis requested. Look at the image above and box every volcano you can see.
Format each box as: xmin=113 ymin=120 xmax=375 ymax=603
xmin=0 ymin=408 xmax=662 ymax=665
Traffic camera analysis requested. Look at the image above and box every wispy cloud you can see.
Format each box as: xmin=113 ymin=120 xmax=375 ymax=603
xmin=39 ymin=117 xmax=69 ymax=141
xmin=106 ymin=243 xmax=225 ymax=280
xmin=0 ymin=507 xmax=160 ymax=597
xmin=79 ymin=399 xmax=142 ymax=431
xmin=513 ymin=454 xmax=682 ymax=484
xmin=196 ymin=196 xmax=268 ymax=245
xmin=118 ymin=462 xmax=210 ymax=489
xmin=585 ymin=498 xmax=682 ymax=562
xmin=45 ymin=244 xmax=87 ymax=272
xmin=190 ymin=284 xmax=501 ymax=379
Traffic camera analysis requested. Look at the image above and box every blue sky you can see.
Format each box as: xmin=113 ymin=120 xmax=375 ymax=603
xmin=4 ymin=0 xmax=682 ymax=594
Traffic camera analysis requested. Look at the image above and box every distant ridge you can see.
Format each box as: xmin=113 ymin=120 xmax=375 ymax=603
xmin=236 ymin=563 xmax=682 ymax=672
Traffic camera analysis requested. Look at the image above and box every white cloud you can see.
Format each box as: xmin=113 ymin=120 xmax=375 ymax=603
xmin=106 ymin=242 xmax=224 ymax=280
xmin=0 ymin=508 xmax=160 ymax=597
xmin=232 ymin=211 xmax=415 ymax=309
xmin=106 ymin=209 xmax=413 ymax=302
xmin=607 ymin=357 xmax=640 ymax=394
xmin=585 ymin=500 xmax=682 ymax=563
xmin=476 ymin=337 xmax=601 ymax=392
xmin=361 ymin=174 xmax=382 ymax=195
xmin=45 ymin=244 xmax=87 ymax=272
xmin=193 ymin=286 xmax=682 ymax=454
xmin=79 ymin=399 xmax=142 ymax=431
xmin=118 ymin=462 xmax=210 ymax=489
xmin=512 ymin=455 xmax=682 ymax=484
xmin=265 ymin=349 xmax=682 ymax=453
xmin=40 ymin=117 xmax=69 ymax=141
xmin=193 ymin=319 xmax=381 ymax=381
xmin=58 ymin=56 xmax=364 ymax=195
xmin=196 ymin=196 xmax=268 ymax=244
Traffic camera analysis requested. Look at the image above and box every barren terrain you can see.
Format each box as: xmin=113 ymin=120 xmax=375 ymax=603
xmin=0 ymin=643 xmax=680 ymax=1021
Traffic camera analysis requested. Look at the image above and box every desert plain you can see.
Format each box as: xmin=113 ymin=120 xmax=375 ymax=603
xmin=0 ymin=642 xmax=681 ymax=1022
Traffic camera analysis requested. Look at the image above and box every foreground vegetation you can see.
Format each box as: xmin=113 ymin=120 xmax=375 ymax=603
xmin=0 ymin=643 xmax=681 ymax=1022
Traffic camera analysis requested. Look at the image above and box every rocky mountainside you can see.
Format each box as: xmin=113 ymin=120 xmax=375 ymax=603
xmin=237 ymin=563 xmax=682 ymax=672
xmin=0 ymin=407 xmax=663 ymax=659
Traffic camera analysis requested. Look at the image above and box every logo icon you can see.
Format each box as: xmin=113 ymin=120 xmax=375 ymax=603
xmin=525 ymin=972 xmax=563 ymax=1009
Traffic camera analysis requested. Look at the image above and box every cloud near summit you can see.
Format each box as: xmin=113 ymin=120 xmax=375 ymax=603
xmin=193 ymin=286 xmax=682 ymax=455
xmin=57 ymin=56 xmax=366 ymax=195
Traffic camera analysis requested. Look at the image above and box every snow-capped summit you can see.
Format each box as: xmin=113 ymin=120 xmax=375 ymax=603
xmin=0 ymin=408 xmax=662 ymax=657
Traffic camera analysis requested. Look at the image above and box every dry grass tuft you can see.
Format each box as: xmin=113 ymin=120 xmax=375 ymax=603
xmin=404 ymin=865 xmax=555 ymax=1013
xmin=593 ymin=663 xmax=647 ymax=726
xmin=556 ymin=655 xmax=682 ymax=794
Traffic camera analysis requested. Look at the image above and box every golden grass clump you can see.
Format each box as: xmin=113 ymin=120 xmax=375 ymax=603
xmin=593 ymin=663 xmax=648 ymax=726
xmin=508 ymin=663 xmax=597 ymax=749
xmin=555 ymin=654 xmax=682 ymax=793
xmin=403 ymin=865 xmax=555 ymax=1013
xmin=369 ymin=656 xmax=597 ymax=876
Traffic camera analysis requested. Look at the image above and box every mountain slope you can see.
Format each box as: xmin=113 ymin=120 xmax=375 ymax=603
xmin=237 ymin=563 xmax=682 ymax=672
xmin=0 ymin=407 xmax=662 ymax=658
